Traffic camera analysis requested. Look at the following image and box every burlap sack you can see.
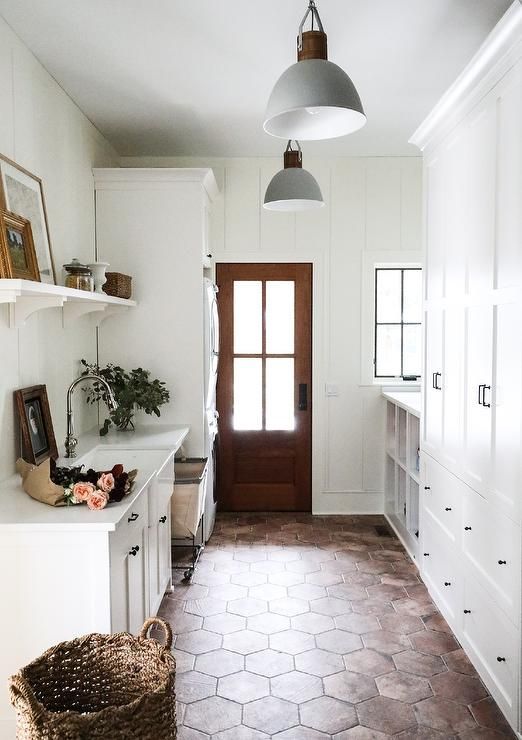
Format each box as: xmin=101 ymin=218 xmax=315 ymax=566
xmin=16 ymin=458 xmax=66 ymax=506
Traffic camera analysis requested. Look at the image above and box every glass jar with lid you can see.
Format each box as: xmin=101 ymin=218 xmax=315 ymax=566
xmin=63 ymin=259 xmax=94 ymax=292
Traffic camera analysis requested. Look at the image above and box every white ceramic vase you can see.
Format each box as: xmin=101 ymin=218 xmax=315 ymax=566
xmin=88 ymin=262 xmax=110 ymax=293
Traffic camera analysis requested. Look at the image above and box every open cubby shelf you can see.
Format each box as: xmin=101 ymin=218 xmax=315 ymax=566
xmin=383 ymin=392 xmax=421 ymax=561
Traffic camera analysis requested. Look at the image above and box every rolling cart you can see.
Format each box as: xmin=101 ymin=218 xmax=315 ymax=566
xmin=171 ymin=457 xmax=208 ymax=581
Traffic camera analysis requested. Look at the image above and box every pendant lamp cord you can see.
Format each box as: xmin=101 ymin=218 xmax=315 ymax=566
xmin=298 ymin=0 xmax=324 ymax=51
xmin=285 ymin=140 xmax=303 ymax=156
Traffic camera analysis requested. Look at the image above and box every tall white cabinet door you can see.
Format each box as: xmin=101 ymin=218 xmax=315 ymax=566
xmin=463 ymin=304 xmax=493 ymax=495
xmin=110 ymin=520 xmax=149 ymax=635
xmin=465 ymin=101 xmax=497 ymax=296
xmin=492 ymin=301 xmax=522 ymax=522
xmin=441 ymin=306 xmax=464 ymax=472
xmin=423 ymin=309 xmax=443 ymax=457
xmin=425 ymin=154 xmax=446 ymax=302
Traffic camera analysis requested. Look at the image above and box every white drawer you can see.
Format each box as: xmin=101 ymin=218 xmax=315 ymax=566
xmin=148 ymin=452 xmax=175 ymax=524
xmin=112 ymin=489 xmax=149 ymax=550
xmin=421 ymin=454 xmax=462 ymax=546
xmin=421 ymin=517 xmax=462 ymax=626
xmin=461 ymin=575 xmax=519 ymax=728
xmin=462 ymin=484 xmax=521 ymax=623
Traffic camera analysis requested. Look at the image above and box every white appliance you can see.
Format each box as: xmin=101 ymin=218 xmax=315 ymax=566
xmin=203 ymin=277 xmax=219 ymax=541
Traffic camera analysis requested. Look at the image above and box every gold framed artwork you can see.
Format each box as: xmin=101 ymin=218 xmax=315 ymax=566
xmin=0 ymin=154 xmax=55 ymax=283
xmin=14 ymin=385 xmax=58 ymax=465
xmin=0 ymin=211 xmax=40 ymax=281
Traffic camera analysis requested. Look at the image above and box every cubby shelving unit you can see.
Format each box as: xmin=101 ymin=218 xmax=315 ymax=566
xmin=383 ymin=390 xmax=421 ymax=561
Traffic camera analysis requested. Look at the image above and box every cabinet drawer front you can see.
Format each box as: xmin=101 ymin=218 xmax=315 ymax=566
xmin=462 ymin=485 xmax=521 ymax=623
xmin=148 ymin=453 xmax=175 ymax=523
xmin=462 ymin=575 xmax=519 ymax=725
xmin=113 ymin=491 xmax=148 ymax=548
xmin=421 ymin=518 xmax=462 ymax=625
xmin=422 ymin=455 xmax=461 ymax=546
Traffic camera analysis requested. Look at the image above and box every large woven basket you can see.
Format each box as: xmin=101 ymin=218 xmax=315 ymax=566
xmin=103 ymin=272 xmax=132 ymax=299
xmin=9 ymin=618 xmax=176 ymax=740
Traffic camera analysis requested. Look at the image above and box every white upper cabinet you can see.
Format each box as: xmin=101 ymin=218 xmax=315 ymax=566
xmin=424 ymin=154 xmax=445 ymax=302
xmin=422 ymin=308 xmax=443 ymax=456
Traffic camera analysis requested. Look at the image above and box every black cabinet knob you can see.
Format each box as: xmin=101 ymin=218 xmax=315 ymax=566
xmin=463 ymin=609 xmax=471 ymax=614
xmin=159 ymin=516 xmax=167 ymax=524
xmin=423 ymin=553 xmax=430 ymax=557
xmin=444 ymin=582 xmax=451 ymax=586
xmin=128 ymin=512 xmax=139 ymax=523
xmin=497 ymin=657 xmax=506 ymax=662
xmin=445 ymin=507 xmax=452 ymax=511
xmin=464 ymin=526 xmax=472 ymax=531
xmin=129 ymin=545 xmax=140 ymax=556
xmin=424 ymin=486 xmax=431 ymax=491
xmin=498 ymin=560 xmax=507 ymax=565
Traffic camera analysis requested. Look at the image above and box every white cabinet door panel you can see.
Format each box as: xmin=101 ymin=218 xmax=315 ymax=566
xmin=425 ymin=154 xmax=445 ymax=301
xmin=421 ymin=517 xmax=462 ymax=626
xmin=423 ymin=309 xmax=443 ymax=458
xmin=465 ymin=102 xmax=496 ymax=296
xmin=463 ymin=304 xmax=493 ymax=494
xmin=110 ymin=521 xmax=148 ymax=635
xmin=492 ymin=301 xmax=522 ymax=523
xmin=442 ymin=306 xmax=464 ymax=472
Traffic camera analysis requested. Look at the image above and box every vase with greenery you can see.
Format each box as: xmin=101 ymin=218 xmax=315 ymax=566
xmin=80 ymin=360 xmax=170 ymax=435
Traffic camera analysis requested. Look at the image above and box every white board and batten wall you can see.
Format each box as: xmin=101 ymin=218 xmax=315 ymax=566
xmin=119 ymin=154 xmax=423 ymax=515
xmin=411 ymin=2 xmax=522 ymax=732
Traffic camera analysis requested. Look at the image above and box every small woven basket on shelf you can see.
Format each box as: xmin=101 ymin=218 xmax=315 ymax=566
xmin=9 ymin=618 xmax=176 ymax=740
xmin=103 ymin=272 xmax=132 ymax=299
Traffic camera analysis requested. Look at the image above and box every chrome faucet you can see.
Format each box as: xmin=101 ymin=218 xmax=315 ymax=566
xmin=65 ymin=374 xmax=118 ymax=458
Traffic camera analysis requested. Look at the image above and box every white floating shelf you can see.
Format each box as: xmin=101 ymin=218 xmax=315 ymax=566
xmin=0 ymin=279 xmax=136 ymax=328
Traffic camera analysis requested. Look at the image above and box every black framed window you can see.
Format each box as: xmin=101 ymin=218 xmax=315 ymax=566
xmin=374 ymin=267 xmax=422 ymax=379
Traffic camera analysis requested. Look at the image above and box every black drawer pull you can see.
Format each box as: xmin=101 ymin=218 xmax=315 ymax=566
xmin=423 ymin=553 xmax=430 ymax=557
xmin=497 ymin=657 xmax=506 ymax=662
xmin=433 ymin=372 xmax=442 ymax=390
xmin=498 ymin=560 xmax=507 ymax=565
xmin=464 ymin=526 xmax=472 ymax=531
xmin=444 ymin=582 xmax=451 ymax=587
xmin=444 ymin=507 xmax=452 ymax=511
xmin=159 ymin=516 xmax=167 ymax=524
xmin=128 ymin=512 xmax=139 ymax=523
xmin=463 ymin=609 xmax=471 ymax=614
xmin=129 ymin=545 xmax=140 ymax=556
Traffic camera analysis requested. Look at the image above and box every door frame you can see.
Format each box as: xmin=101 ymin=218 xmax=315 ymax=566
xmin=212 ymin=251 xmax=325 ymax=513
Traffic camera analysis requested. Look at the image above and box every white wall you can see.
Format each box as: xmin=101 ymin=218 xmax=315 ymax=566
xmin=0 ymin=17 xmax=118 ymax=481
xmin=122 ymin=155 xmax=422 ymax=513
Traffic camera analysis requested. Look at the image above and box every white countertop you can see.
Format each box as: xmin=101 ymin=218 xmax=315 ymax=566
xmin=0 ymin=425 xmax=189 ymax=532
xmin=382 ymin=391 xmax=421 ymax=417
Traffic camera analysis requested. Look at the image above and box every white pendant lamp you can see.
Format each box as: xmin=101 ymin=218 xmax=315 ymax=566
xmin=264 ymin=141 xmax=324 ymax=211
xmin=264 ymin=0 xmax=366 ymax=140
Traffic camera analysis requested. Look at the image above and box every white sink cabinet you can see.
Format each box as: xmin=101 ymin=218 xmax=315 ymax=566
xmin=0 ymin=424 xmax=188 ymax=738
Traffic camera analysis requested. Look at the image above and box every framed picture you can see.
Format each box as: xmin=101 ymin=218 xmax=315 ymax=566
xmin=0 ymin=211 xmax=40 ymax=281
xmin=0 ymin=154 xmax=55 ymax=284
xmin=14 ymin=385 xmax=58 ymax=465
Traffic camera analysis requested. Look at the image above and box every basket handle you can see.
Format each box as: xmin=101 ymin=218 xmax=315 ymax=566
xmin=9 ymin=674 xmax=40 ymax=717
xmin=139 ymin=617 xmax=173 ymax=650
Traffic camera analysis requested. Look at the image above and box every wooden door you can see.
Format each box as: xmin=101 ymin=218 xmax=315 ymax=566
xmin=216 ymin=263 xmax=312 ymax=511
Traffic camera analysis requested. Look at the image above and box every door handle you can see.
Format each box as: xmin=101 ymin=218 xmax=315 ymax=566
xmin=298 ymin=383 xmax=308 ymax=411
xmin=433 ymin=372 xmax=442 ymax=390
xmin=482 ymin=385 xmax=491 ymax=408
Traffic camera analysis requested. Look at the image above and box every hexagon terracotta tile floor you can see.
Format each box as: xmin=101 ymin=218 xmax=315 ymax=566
xmin=157 ymin=512 xmax=516 ymax=739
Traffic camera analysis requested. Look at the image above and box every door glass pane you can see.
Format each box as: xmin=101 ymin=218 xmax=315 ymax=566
xmin=234 ymin=358 xmax=262 ymax=430
xmin=266 ymin=358 xmax=295 ymax=430
xmin=266 ymin=281 xmax=294 ymax=354
xmin=234 ymin=281 xmax=262 ymax=353
xmin=376 ymin=325 xmax=401 ymax=376
xmin=403 ymin=270 xmax=422 ymax=322
xmin=403 ymin=324 xmax=422 ymax=376
xmin=376 ymin=270 xmax=401 ymax=323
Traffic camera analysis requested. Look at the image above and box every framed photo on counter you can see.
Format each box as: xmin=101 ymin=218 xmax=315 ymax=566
xmin=14 ymin=385 xmax=58 ymax=465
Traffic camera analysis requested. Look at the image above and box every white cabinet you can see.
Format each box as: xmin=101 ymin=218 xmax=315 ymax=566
xmin=412 ymin=6 xmax=522 ymax=734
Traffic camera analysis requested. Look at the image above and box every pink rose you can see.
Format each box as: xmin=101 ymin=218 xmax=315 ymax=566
xmin=86 ymin=489 xmax=109 ymax=511
xmin=97 ymin=472 xmax=115 ymax=493
xmin=73 ymin=482 xmax=95 ymax=503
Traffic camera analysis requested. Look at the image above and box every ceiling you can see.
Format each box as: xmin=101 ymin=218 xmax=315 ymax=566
xmin=0 ymin=0 xmax=512 ymax=157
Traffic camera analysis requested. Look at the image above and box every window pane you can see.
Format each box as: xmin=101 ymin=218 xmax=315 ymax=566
xmin=266 ymin=358 xmax=295 ymax=430
xmin=376 ymin=325 xmax=401 ymax=376
xmin=234 ymin=281 xmax=262 ymax=353
xmin=403 ymin=270 xmax=422 ymax=323
xmin=266 ymin=281 xmax=294 ymax=354
xmin=234 ymin=358 xmax=262 ymax=430
xmin=403 ymin=324 xmax=422 ymax=377
xmin=376 ymin=270 xmax=401 ymax=323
